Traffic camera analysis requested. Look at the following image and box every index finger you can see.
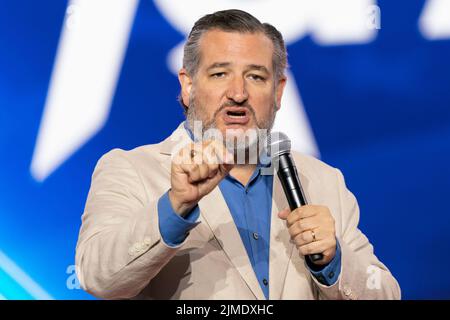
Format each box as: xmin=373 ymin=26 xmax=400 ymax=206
xmin=286 ymin=206 xmax=317 ymax=226
xmin=286 ymin=209 xmax=301 ymax=227
xmin=296 ymin=205 xmax=320 ymax=219
xmin=203 ymin=139 xmax=234 ymax=165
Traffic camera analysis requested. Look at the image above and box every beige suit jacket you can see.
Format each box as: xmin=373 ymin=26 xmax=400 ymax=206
xmin=75 ymin=123 xmax=401 ymax=300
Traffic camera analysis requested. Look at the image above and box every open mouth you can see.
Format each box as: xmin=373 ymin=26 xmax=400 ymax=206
xmin=226 ymin=110 xmax=247 ymax=118
xmin=222 ymin=107 xmax=250 ymax=125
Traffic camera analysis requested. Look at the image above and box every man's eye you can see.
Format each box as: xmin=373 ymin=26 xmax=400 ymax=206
xmin=211 ymin=72 xmax=226 ymax=78
xmin=248 ymin=74 xmax=266 ymax=81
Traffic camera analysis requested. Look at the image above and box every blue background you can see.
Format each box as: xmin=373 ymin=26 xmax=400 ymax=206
xmin=0 ymin=0 xmax=449 ymax=299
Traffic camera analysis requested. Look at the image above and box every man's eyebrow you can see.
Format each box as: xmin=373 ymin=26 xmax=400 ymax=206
xmin=206 ymin=62 xmax=231 ymax=70
xmin=206 ymin=62 xmax=270 ymax=75
xmin=246 ymin=64 xmax=270 ymax=74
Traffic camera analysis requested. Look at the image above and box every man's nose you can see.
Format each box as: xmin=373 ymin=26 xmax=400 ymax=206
xmin=226 ymin=76 xmax=249 ymax=104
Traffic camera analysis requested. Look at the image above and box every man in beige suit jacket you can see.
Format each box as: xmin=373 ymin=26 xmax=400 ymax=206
xmin=75 ymin=9 xmax=400 ymax=300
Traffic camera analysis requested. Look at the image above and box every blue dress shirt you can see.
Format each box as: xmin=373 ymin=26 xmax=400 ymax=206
xmin=157 ymin=123 xmax=341 ymax=298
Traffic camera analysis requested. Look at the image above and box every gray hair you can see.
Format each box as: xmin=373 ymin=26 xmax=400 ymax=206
xmin=179 ymin=9 xmax=288 ymax=112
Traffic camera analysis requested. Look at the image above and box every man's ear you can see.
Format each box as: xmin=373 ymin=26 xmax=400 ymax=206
xmin=178 ymin=68 xmax=193 ymax=107
xmin=275 ymin=76 xmax=287 ymax=111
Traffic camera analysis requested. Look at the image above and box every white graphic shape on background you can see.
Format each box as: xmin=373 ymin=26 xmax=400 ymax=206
xmin=419 ymin=0 xmax=450 ymax=40
xmin=31 ymin=0 xmax=139 ymax=181
xmin=0 ymin=250 xmax=53 ymax=300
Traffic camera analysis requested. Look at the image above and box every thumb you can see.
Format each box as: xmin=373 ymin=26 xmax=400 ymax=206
xmin=278 ymin=207 xmax=291 ymax=220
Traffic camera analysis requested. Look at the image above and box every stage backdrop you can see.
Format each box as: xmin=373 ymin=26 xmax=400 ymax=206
xmin=1 ymin=0 xmax=449 ymax=299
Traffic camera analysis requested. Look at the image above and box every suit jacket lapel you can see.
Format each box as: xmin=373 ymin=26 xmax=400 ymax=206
xmin=269 ymin=166 xmax=312 ymax=299
xmin=197 ymin=188 xmax=266 ymax=300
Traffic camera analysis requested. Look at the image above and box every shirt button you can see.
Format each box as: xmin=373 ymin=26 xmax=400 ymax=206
xmin=245 ymin=188 xmax=249 ymax=194
xmin=263 ymin=278 xmax=268 ymax=286
xmin=252 ymin=232 xmax=259 ymax=240
xmin=328 ymin=271 xmax=335 ymax=279
xmin=344 ymin=287 xmax=352 ymax=296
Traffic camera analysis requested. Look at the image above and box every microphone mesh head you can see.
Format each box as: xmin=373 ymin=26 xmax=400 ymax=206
xmin=266 ymin=131 xmax=291 ymax=158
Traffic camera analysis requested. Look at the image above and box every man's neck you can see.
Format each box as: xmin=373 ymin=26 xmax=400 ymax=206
xmin=229 ymin=164 xmax=257 ymax=186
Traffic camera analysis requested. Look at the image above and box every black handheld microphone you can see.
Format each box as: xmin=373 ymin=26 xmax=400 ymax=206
xmin=266 ymin=132 xmax=323 ymax=263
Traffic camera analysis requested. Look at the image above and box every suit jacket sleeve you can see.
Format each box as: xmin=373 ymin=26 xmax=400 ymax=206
xmin=311 ymin=168 xmax=401 ymax=300
xmin=75 ymin=149 xmax=189 ymax=299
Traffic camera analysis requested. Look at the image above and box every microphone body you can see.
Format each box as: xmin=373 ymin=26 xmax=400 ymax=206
xmin=268 ymin=133 xmax=324 ymax=263
xmin=276 ymin=152 xmax=307 ymax=208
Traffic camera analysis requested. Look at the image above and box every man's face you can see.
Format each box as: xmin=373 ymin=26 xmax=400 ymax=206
xmin=179 ymin=29 xmax=286 ymax=153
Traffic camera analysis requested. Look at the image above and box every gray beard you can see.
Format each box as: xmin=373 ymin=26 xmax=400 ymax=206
xmin=186 ymin=90 xmax=277 ymax=164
